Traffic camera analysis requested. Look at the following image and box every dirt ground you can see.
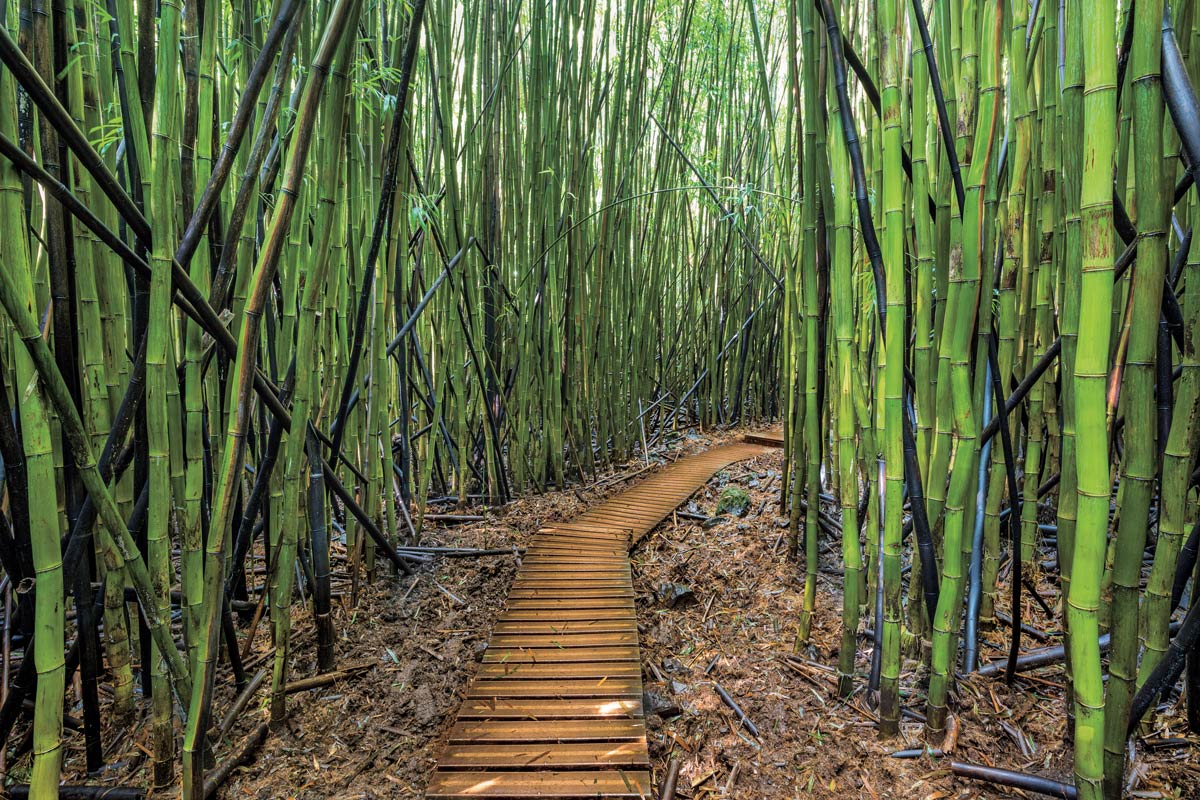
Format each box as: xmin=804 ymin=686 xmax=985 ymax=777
xmin=196 ymin=429 xmax=744 ymax=798
xmin=631 ymin=446 xmax=1200 ymax=800
xmin=47 ymin=426 xmax=1200 ymax=798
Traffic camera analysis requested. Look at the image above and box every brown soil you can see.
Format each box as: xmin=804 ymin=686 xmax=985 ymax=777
xmin=45 ymin=426 xmax=1199 ymax=798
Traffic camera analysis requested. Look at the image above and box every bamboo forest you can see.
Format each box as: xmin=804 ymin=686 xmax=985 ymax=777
xmin=2 ymin=0 xmax=1200 ymax=797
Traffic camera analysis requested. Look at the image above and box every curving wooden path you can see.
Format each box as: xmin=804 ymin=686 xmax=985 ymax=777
xmin=426 ymin=438 xmax=771 ymax=798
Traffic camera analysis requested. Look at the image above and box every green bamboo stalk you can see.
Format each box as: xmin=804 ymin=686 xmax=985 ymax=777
xmin=1140 ymin=34 xmax=1200 ymax=732
xmin=878 ymin=0 xmax=905 ymax=737
xmin=1068 ymin=0 xmax=1117 ymax=794
xmin=927 ymin=0 xmax=1001 ymax=739
xmin=1105 ymin=2 xmax=1168 ymax=792
xmin=180 ymin=0 xmax=220 ymax=676
xmin=181 ymin=3 xmax=360 ymax=796
xmin=79 ymin=0 xmax=135 ymax=722
xmin=1057 ymin=2 xmax=1087 ymax=706
xmin=146 ymin=0 xmax=184 ymax=782
xmin=0 ymin=59 xmax=65 ymax=800
xmin=826 ymin=32 xmax=862 ymax=700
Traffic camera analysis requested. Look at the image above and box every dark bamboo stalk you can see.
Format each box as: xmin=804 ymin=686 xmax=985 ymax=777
xmin=903 ymin=393 xmax=939 ymax=624
xmin=986 ymin=331 xmax=1023 ymax=683
xmin=908 ymin=0 xmax=964 ymax=210
xmin=1127 ymin=598 xmax=1200 ymax=734
xmin=1162 ymin=11 xmax=1200 ymax=193
xmin=176 ymin=0 xmax=308 ymax=271
xmin=0 ymin=25 xmax=146 ymax=240
xmin=328 ymin=0 xmax=427 ymax=463
xmin=814 ymin=0 xmax=886 ymax=327
xmin=1171 ymin=522 xmax=1199 ymax=609
xmin=950 ymin=762 xmax=1077 ymax=799
xmin=201 ymin=722 xmax=268 ymax=799
xmin=306 ymin=426 xmax=334 ymax=673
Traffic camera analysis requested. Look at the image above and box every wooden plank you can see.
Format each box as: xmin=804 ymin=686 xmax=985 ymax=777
xmin=436 ymin=741 xmax=649 ymax=770
xmin=500 ymin=593 xmax=634 ymax=604
xmin=597 ymin=508 xmax=672 ymax=516
xmin=528 ymin=536 xmax=627 ymax=545
xmin=524 ymin=543 xmax=627 ymax=554
xmin=518 ymin=559 xmax=631 ymax=568
xmin=477 ymin=661 xmax=640 ymax=679
xmin=519 ymin=553 xmax=630 ymax=561
xmin=448 ymin=718 xmax=645 ymax=743
xmin=538 ymin=522 xmax=630 ymax=532
xmin=507 ymin=589 xmax=635 ymax=600
xmin=744 ymin=430 xmax=784 ymax=447
xmin=602 ymin=505 xmax=671 ymax=515
xmin=515 ymin=567 xmax=631 ymax=577
xmin=538 ymin=523 xmax=629 ymax=532
xmin=533 ymin=530 xmax=628 ymax=541
xmin=492 ymin=621 xmax=636 ymax=635
xmin=532 ymin=534 xmax=628 ymax=543
xmin=590 ymin=508 xmax=662 ymax=518
xmin=456 ymin=697 xmax=642 ymax=719
xmin=498 ymin=608 xmax=633 ymax=622
xmin=521 ymin=549 xmax=628 ymax=559
xmin=487 ymin=632 xmax=638 ymax=648
xmin=526 ymin=543 xmax=628 ymax=554
xmin=481 ymin=646 xmax=640 ymax=663
xmin=426 ymin=770 xmax=652 ymax=798
xmin=505 ymin=598 xmax=634 ymax=610
xmin=513 ymin=568 xmax=633 ymax=575
xmin=510 ymin=581 xmax=632 ymax=591
xmin=507 ymin=589 xmax=631 ymax=598
xmin=522 ymin=553 xmax=628 ymax=562
xmin=519 ymin=558 xmax=630 ymax=566
xmin=510 ymin=580 xmax=631 ymax=590
xmin=540 ymin=524 xmax=632 ymax=534
xmin=568 ymin=520 xmax=652 ymax=532
xmin=516 ymin=568 xmax=630 ymax=577
xmin=466 ymin=677 xmax=641 ymax=698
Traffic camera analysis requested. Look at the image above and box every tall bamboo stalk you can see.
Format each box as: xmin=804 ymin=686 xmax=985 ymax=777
xmin=1068 ymin=0 xmax=1117 ymax=795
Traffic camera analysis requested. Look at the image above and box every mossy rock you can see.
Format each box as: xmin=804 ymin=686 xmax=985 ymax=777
xmin=716 ymin=486 xmax=751 ymax=517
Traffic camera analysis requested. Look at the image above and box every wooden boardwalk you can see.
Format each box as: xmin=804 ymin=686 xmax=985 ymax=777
xmin=426 ymin=439 xmax=771 ymax=798
xmin=743 ymin=429 xmax=784 ymax=448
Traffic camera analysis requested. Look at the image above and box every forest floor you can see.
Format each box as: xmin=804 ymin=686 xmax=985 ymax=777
xmin=49 ymin=426 xmax=1200 ymax=798
xmin=629 ymin=448 xmax=1197 ymax=799
xmin=195 ymin=427 xmax=749 ymax=798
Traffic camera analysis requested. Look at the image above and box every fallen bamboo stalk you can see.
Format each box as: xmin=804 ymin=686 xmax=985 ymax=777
xmin=284 ymin=661 xmax=374 ymax=694
xmin=217 ymin=669 xmax=268 ymax=740
xmin=950 ymin=761 xmax=1077 ymax=799
xmin=203 ymin=722 xmax=270 ymax=798
xmin=977 ymin=620 xmax=1182 ymax=677
xmin=713 ymin=682 xmax=759 ymax=738
xmin=397 ymin=546 xmax=522 ymax=558
xmin=433 ymin=582 xmax=467 ymax=606
xmin=994 ymin=611 xmax=1053 ymax=642
xmin=889 ymin=747 xmax=943 ymax=759
xmin=659 ymin=757 xmax=681 ymax=800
